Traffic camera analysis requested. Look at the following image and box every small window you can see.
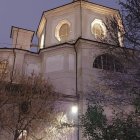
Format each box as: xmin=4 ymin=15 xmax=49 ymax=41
xmin=92 ymin=23 xmax=104 ymax=39
xmin=59 ymin=23 xmax=70 ymax=41
xmin=55 ymin=20 xmax=71 ymax=42
xmin=93 ymin=54 xmax=124 ymax=73
xmin=91 ymin=19 xmax=106 ymax=39
xmin=0 ymin=60 xmax=8 ymax=74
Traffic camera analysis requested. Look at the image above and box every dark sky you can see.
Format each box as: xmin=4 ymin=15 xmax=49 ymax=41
xmin=0 ymin=0 xmax=119 ymax=47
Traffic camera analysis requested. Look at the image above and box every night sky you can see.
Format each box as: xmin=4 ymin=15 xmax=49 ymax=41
xmin=0 ymin=0 xmax=119 ymax=47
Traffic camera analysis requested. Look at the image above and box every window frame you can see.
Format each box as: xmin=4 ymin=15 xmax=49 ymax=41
xmin=59 ymin=23 xmax=70 ymax=41
xmin=91 ymin=19 xmax=107 ymax=40
xmin=93 ymin=54 xmax=124 ymax=73
xmin=55 ymin=20 xmax=71 ymax=42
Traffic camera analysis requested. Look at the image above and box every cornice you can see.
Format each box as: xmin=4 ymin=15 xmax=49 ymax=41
xmin=81 ymin=1 xmax=119 ymax=15
xmin=39 ymin=43 xmax=74 ymax=54
xmin=0 ymin=38 xmax=139 ymax=59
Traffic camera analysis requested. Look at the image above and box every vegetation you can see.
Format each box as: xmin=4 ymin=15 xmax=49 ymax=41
xmin=80 ymin=1 xmax=140 ymax=139
xmin=119 ymin=0 xmax=140 ymax=49
xmin=81 ymin=102 xmax=140 ymax=140
xmin=0 ymin=71 xmax=60 ymax=140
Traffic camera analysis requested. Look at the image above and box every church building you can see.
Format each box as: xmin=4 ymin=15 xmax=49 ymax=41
xmin=0 ymin=0 xmax=139 ymax=140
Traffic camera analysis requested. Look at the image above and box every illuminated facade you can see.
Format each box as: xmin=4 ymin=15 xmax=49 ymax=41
xmin=0 ymin=0 xmax=139 ymax=140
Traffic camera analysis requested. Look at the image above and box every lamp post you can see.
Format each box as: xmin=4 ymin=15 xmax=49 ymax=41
xmin=60 ymin=104 xmax=79 ymax=140
xmin=71 ymin=105 xmax=79 ymax=140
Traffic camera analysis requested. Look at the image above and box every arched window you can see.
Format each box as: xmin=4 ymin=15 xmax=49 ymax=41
xmin=91 ymin=19 xmax=106 ymax=39
xmin=92 ymin=23 xmax=104 ymax=39
xmin=0 ymin=60 xmax=8 ymax=74
xmin=55 ymin=20 xmax=71 ymax=42
xmin=93 ymin=54 xmax=124 ymax=72
xmin=59 ymin=23 xmax=70 ymax=41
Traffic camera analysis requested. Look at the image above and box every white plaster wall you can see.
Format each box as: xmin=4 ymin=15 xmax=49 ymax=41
xmin=41 ymin=46 xmax=76 ymax=95
xmin=24 ymin=54 xmax=41 ymax=76
xmin=12 ymin=31 xmax=32 ymax=50
xmin=69 ymin=53 xmax=75 ymax=71
xmin=45 ymin=6 xmax=81 ymax=47
xmin=14 ymin=51 xmax=25 ymax=74
xmin=77 ymin=41 xmax=113 ymax=94
xmin=46 ymin=55 xmax=64 ymax=73
xmin=82 ymin=8 xmax=107 ymax=41
xmin=26 ymin=63 xmax=40 ymax=75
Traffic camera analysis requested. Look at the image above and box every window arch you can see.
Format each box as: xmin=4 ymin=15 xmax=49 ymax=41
xmin=91 ymin=19 xmax=106 ymax=39
xmin=55 ymin=20 xmax=71 ymax=42
xmin=92 ymin=23 xmax=104 ymax=39
xmin=59 ymin=23 xmax=70 ymax=41
xmin=93 ymin=54 xmax=124 ymax=72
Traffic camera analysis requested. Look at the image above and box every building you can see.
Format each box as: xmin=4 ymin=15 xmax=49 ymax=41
xmin=0 ymin=0 xmax=139 ymax=139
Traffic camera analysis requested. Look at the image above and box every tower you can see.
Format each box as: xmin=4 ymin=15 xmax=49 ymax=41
xmin=36 ymin=0 xmax=124 ymax=96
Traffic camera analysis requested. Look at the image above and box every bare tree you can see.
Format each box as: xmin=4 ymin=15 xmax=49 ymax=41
xmin=0 ymin=66 xmax=77 ymax=140
xmin=0 ymin=71 xmax=60 ymax=140
xmin=119 ymin=0 xmax=140 ymax=49
xmin=80 ymin=10 xmax=140 ymax=136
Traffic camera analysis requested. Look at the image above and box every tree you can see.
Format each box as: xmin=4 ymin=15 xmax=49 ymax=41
xmin=80 ymin=1 xmax=140 ymax=139
xmin=0 ymin=72 xmax=60 ymax=140
xmin=80 ymin=105 xmax=107 ymax=140
xmin=80 ymin=103 xmax=140 ymax=140
xmin=0 ymin=69 xmax=76 ymax=140
xmin=80 ymin=52 xmax=140 ymax=139
xmin=80 ymin=54 xmax=140 ymax=140
xmin=119 ymin=0 xmax=140 ymax=49
xmin=80 ymin=77 xmax=140 ymax=139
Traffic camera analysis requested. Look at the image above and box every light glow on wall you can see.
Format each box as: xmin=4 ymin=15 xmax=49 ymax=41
xmin=40 ymin=33 xmax=45 ymax=49
xmin=118 ymin=31 xmax=123 ymax=47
